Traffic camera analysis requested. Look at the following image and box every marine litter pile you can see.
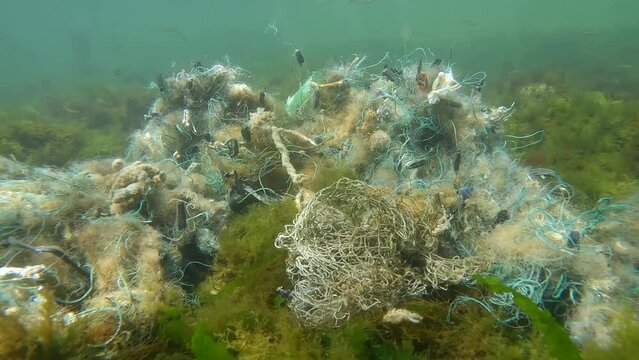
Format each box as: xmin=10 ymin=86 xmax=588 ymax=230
xmin=1 ymin=52 xmax=637 ymax=358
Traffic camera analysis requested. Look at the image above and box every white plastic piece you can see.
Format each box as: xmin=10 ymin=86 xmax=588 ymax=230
xmin=427 ymin=71 xmax=461 ymax=105
xmin=382 ymin=308 xmax=423 ymax=324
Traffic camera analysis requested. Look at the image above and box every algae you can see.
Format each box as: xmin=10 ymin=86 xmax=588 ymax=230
xmin=190 ymin=325 xmax=235 ymax=360
xmin=2 ymin=56 xmax=638 ymax=360
xmin=159 ymin=307 xmax=191 ymax=347
xmin=582 ymin=306 xmax=639 ymax=360
xmin=0 ymin=84 xmax=153 ymax=166
xmin=501 ymin=74 xmax=639 ymax=201
xmin=182 ymin=198 xmax=560 ymax=360
xmin=474 ymin=275 xmax=581 ymax=360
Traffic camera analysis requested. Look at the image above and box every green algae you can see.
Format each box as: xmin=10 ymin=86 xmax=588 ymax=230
xmin=181 ymin=199 xmax=557 ymax=360
xmin=190 ymin=325 xmax=235 ymax=360
xmin=307 ymin=158 xmax=360 ymax=192
xmin=501 ymin=75 xmax=639 ymax=201
xmin=159 ymin=307 xmax=192 ymax=348
xmin=4 ymin=74 xmax=635 ymax=358
xmin=0 ymin=84 xmax=153 ymax=166
xmin=582 ymin=306 xmax=639 ymax=360
xmin=474 ymin=275 xmax=581 ymax=360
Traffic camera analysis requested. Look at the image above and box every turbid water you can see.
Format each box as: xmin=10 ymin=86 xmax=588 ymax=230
xmin=2 ymin=0 xmax=638 ymax=102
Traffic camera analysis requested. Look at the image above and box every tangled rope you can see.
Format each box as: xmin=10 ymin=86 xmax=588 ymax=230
xmin=276 ymin=178 xmax=487 ymax=326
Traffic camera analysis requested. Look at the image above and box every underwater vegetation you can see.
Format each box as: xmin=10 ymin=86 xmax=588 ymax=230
xmin=152 ymin=202 xmax=638 ymax=360
xmin=0 ymin=84 xmax=153 ymax=166
xmin=154 ymin=201 xmax=556 ymax=360
xmin=2 ymin=54 xmax=639 ymax=360
xmin=581 ymin=306 xmax=639 ymax=360
xmin=474 ymin=275 xmax=581 ymax=360
xmin=499 ymin=71 xmax=639 ymax=201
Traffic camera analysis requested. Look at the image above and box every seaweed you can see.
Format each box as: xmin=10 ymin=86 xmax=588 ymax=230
xmin=158 ymin=307 xmax=236 ymax=359
xmin=194 ymin=200 xmax=303 ymax=357
xmin=174 ymin=117 xmax=569 ymax=360
xmin=474 ymin=275 xmax=581 ymax=360
xmin=582 ymin=306 xmax=639 ymax=360
xmin=190 ymin=325 xmax=235 ymax=360
xmin=502 ymin=76 xmax=639 ymax=201
xmin=159 ymin=307 xmax=191 ymax=347
xmin=0 ymin=84 xmax=153 ymax=166
xmin=307 ymin=158 xmax=359 ymax=191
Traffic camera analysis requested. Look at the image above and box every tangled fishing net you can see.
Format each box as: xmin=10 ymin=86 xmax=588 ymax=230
xmin=276 ymin=178 xmax=489 ymax=326
xmin=1 ymin=49 xmax=636 ymax=359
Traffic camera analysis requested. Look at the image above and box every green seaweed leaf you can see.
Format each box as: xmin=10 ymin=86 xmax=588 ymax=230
xmin=474 ymin=275 xmax=581 ymax=360
xmin=158 ymin=307 xmax=191 ymax=346
xmin=190 ymin=325 xmax=235 ymax=360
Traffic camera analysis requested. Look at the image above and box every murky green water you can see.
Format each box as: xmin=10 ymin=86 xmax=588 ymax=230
xmin=2 ymin=0 xmax=638 ymax=102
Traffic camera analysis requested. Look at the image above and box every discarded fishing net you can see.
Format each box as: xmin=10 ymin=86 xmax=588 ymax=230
xmin=276 ymin=178 xmax=488 ymax=326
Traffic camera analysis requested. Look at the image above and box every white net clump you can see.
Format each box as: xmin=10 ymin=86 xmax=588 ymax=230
xmin=275 ymin=178 xmax=487 ymax=327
